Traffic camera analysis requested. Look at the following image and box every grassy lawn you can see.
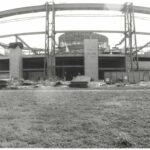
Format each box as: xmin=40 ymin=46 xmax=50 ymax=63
xmin=0 ymin=89 xmax=150 ymax=148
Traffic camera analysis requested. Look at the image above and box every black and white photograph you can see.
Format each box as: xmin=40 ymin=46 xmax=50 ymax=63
xmin=0 ymin=0 xmax=150 ymax=148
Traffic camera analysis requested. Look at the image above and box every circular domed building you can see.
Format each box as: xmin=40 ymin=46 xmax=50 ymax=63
xmin=58 ymin=32 xmax=109 ymax=54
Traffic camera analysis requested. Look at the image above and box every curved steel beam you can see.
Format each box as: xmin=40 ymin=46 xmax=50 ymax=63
xmin=0 ymin=3 xmax=150 ymax=19
xmin=1 ymin=30 xmax=150 ymax=39
xmin=49 ymin=30 xmax=150 ymax=36
xmin=55 ymin=30 xmax=124 ymax=34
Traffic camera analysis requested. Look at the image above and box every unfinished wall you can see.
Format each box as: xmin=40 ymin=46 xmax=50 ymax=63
xmin=9 ymin=44 xmax=22 ymax=79
xmin=104 ymin=71 xmax=150 ymax=84
xmin=139 ymin=62 xmax=150 ymax=70
xmin=138 ymin=57 xmax=150 ymax=70
xmin=84 ymin=39 xmax=98 ymax=80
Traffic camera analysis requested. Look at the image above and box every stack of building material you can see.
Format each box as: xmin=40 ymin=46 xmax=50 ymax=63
xmin=69 ymin=75 xmax=91 ymax=88
xmin=22 ymin=80 xmax=35 ymax=86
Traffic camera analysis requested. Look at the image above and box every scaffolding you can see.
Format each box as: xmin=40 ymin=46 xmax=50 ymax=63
xmin=44 ymin=2 xmax=141 ymax=78
xmin=123 ymin=2 xmax=139 ymax=72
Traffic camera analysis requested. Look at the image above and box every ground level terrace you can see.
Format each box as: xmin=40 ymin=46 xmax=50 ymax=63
xmin=0 ymin=54 xmax=150 ymax=80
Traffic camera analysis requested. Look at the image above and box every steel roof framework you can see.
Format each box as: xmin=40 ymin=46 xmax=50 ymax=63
xmin=0 ymin=3 xmax=150 ymax=77
xmin=1 ymin=3 xmax=150 ymax=18
xmin=0 ymin=3 xmax=150 ymax=38
xmin=0 ymin=3 xmax=150 ymax=47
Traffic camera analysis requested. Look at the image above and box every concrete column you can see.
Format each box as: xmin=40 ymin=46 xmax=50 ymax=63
xmin=84 ymin=39 xmax=98 ymax=80
xmin=9 ymin=42 xmax=23 ymax=79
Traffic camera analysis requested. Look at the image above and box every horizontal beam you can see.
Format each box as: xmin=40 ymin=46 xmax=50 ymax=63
xmin=99 ymin=54 xmax=125 ymax=57
xmin=56 ymin=30 xmax=150 ymax=36
xmin=56 ymin=65 xmax=84 ymax=68
xmin=0 ymin=30 xmax=124 ymax=39
xmin=0 ymin=3 xmax=150 ymax=19
xmin=23 ymin=68 xmax=44 ymax=71
xmin=23 ymin=55 xmax=44 ymax=58
xmin=1 ymin=30 xmax=150 ymax=39
xmin=23 ymin=47 xmax=43 ymax=51
xmin=55 ymin=30 xmax=124 ymax=34
xmin=136 ymin=32 xmax=150 ymax=36
xmin=99 ymin=68 xmax=125 ymax=70
xmin=0 ymin=70 xmax=9 ymax=73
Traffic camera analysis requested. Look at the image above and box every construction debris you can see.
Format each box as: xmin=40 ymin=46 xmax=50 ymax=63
xmin=7 ymin=79 xmax=37 ymax=89
xmin=53 ymin=81 xmax=63 ymax=87
xmin=136 ymin=81 xmax=150 ymax=87
xmin=1 ymin=76 xmax=150 ymax=90
xmin=89 ymin=81 xmax=106 ymax=88
xmin=22 ymin=80 xmax=35 ymax=86
xmin=69 ymin=75 xmax=91 ymax=88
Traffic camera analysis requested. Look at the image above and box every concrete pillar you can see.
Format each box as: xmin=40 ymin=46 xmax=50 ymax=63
xmin=9 ymin=42 xmax=23 ymax=79
xmin=84 ymin=39 xmax=98 ymax=80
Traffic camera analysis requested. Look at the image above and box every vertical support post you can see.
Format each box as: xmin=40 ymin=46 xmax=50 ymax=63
xmin=132 ymin=10 xmax=139 ymax=70
xmin=44 ymin=2 xmax=50 ymax=79
xmin=124 ymin=9 xmax=127 ymax=72
xmin=129 ymin=6 xmax=133 ymax=70
xmin=15 ymin=35 xmax=18 ymax=42
xmin=124 ymin=3 xmax=131 ymax=72
xmin=50 ymin=2 xmax=56 ymax=77
xmin=44 ymin=2 xmax=56 ymax=79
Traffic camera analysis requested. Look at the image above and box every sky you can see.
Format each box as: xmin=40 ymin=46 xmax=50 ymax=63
xmin=0 ymin=0 xmax=150 ymax=53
